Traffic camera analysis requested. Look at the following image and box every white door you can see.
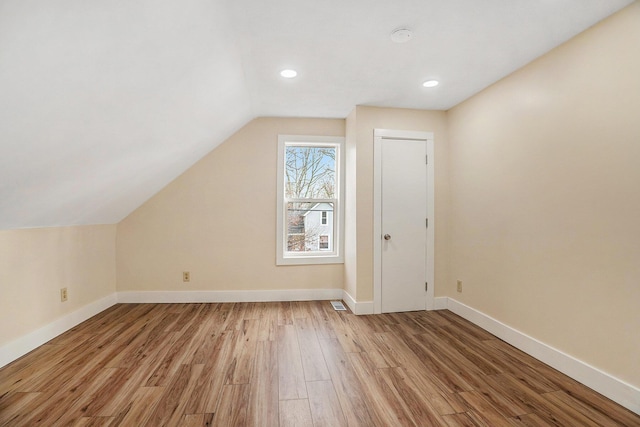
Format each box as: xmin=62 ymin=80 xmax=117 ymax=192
xmin=374 ymin=129 xmax=434 ymax=314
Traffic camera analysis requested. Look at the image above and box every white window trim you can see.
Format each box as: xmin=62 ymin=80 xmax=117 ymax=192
xmin=276 ymin=135 xmax=345 ymax=265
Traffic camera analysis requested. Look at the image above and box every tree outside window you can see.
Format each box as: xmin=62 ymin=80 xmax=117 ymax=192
xmin=285 ymin=146 xmax=335 ymax=252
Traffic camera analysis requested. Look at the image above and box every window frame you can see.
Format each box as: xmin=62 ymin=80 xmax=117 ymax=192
xmin=276 ymin=135 xmax=345 ymax=265
xmin=321 ymin=211 xmax=327 ymax=225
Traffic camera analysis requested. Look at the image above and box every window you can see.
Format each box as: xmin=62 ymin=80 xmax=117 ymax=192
xmin=276 ymin=135 xmax=344 ymax=265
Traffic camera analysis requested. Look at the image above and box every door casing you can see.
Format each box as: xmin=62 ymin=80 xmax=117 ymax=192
xmin=373 ymin=129 xmax=435 ymax=314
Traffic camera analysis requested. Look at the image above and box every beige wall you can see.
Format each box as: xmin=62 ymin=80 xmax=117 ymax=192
xmin=0 ymin=225 xmax=116 ymax=346
xmin=447 ymin=2 xmax=640 ymax=387
xmin=344 ymin=108 xmax=358 ymax=299
xmin=347 ymin=106 xmax=449 ymax=301
xmin=117 ymin=117 xmax=345 ymax=292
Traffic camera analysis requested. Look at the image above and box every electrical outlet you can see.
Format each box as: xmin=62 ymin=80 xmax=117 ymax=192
xmin=60 ymin=287 xmax=68 ymax=302
xmin=183 ymin=271 xmax=190 ymax=282
xmin=456 ymin=280 xmax=463 ymax=293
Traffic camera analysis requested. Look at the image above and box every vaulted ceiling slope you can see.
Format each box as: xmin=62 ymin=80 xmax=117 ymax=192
xmin=0 ymin=0 xmax=632 ymax=229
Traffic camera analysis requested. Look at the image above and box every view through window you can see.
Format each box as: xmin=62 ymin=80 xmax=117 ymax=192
xmin=277 ymin=135 xmax=344 ymax=264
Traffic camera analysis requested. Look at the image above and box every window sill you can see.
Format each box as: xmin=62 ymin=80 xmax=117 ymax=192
xmin=277 ymin=255 xmax=344 ymax=266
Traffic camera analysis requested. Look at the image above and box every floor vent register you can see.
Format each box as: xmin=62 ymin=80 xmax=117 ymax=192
xmin=330 ymin=301 xmax=347 ymax=311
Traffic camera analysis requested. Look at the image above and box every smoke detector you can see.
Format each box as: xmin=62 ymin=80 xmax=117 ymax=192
xmin=390 ymin=28 xmax=412 ymax=43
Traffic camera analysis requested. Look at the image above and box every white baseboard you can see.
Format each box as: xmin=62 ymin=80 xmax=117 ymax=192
xmin=342 ymin=294 xmax=445 ymax=315
xmin=433 ymin=296 xmax=448 ymax=310
xmin=117 ymin=288 xmax=344 ymax=304
xmin=342 ymin=290 xmax=374 ymax=315
xmin=444 ymin=297 xmax=640 ymax=415
xmin=0 ymin=293 xmax=117 ymax=369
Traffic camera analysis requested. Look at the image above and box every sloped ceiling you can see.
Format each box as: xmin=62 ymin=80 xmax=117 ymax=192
xmin=0 ymin=0 xmax=633 ymax=229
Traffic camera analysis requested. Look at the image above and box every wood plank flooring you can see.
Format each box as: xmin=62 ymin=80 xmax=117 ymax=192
xmin=1 ymin=301 xmax=638 ymax=426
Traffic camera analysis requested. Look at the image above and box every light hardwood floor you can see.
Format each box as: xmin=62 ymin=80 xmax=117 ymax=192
xmin=0 ymin=301 xmax=638 ymax=426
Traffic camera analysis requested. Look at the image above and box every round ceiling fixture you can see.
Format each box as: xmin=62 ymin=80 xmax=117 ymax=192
xmin=390 ymin=28 xmax=412 ymax=43
xmin=422 ymin=80 xmax=439 ymax=88
xmin=280 ymin=69 xmax=297 ymax=78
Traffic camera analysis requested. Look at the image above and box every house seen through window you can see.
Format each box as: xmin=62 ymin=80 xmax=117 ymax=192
xmin=276 ymin=135 xmax=344 ymax=265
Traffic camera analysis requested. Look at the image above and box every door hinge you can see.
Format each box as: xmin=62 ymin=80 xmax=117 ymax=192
xmin=426 ymin=218 xmax=428 ymax=228
xmin=425 ymin=282 xmax=428 ymax=291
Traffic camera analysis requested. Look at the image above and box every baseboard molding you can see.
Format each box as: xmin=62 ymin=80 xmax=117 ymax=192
xmin=117 ymin=288 xmax=344 ymax=304
xmin=444 ymin=297 xmax=640 ymax=415
xmin=0 ymin=293 xmax=117 ymax=369
xmin=342 ymin=294 xmax=446 ymax=315
xmin=433 ymin=296 xmax=448 ymax=310
xmin=342 ymin=290 xmax=374 ymax=315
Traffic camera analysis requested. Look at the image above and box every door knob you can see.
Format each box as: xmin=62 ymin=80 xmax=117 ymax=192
xmin=384 ymin=234 xmax=391 ymax=240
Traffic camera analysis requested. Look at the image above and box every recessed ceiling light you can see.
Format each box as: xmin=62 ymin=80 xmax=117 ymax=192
xmin=390 ymin=28 xmax=412 ymax=43
xmin=422 ymin=80 xmax=439 ymax=88
xmin=280 ymin=69 xmax=297 ymax=78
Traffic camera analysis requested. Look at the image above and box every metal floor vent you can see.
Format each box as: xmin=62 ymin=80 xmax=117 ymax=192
xmin=330 ymin=301 xmax=347 ymax=311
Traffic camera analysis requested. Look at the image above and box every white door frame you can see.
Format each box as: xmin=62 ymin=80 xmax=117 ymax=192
xmin=373 ymin=129 xmax=435 ymax=314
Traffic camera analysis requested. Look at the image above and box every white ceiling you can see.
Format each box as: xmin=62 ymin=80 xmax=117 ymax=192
xmin=0 ymin=0 xmax=633 ymax=229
